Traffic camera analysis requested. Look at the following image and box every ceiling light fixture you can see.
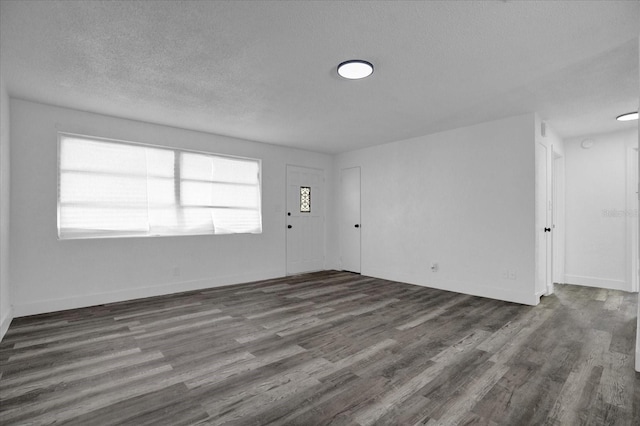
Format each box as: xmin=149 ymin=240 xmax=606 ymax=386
xmin=616 ymin=111 xmax=638 ymax=121
xmin=581 ymin=139 xmax=594 ymax=149
xmin=337 ymin=60 xmax=374 ymax=80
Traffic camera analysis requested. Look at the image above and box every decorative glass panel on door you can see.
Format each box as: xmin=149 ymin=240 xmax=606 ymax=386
xmin=300 ymin=186 xmax=311 ymax=213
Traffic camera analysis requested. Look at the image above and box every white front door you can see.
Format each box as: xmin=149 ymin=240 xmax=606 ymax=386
xmin=286 ymin=165 xmax=324 ymax=275
xmin=340 ymin=167 xmax=361 ymax=273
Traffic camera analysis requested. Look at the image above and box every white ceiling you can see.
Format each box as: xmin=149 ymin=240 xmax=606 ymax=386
xmin=1 ymin=0 xmax=638 ymax=154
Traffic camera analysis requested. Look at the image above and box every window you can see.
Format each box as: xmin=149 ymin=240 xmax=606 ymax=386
xmin=58 ymin=134 xmax=262 ymax=239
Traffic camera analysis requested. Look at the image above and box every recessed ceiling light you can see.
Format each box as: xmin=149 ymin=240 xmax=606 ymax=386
xmin=337 ymin=60 xmax=374 ymax=80
xmin=616 ymin=112 xmax=638 ymax=121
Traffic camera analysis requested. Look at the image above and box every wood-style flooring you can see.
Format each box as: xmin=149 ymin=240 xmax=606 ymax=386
xmin=0 ymin=270 xmax=638 ymax=425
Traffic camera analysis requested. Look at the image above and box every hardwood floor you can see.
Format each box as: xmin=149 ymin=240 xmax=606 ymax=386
xmin=1 ymin=270 xmax=638 ymax=425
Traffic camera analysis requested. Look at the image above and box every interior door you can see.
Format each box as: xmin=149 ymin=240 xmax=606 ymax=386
xmin=340 ymin=167 xmax=361 ymax=273
xmin=535 ymin=141 xmax=552 ymax=297
xmin=286 ymin=165 xmax=324 ymax=275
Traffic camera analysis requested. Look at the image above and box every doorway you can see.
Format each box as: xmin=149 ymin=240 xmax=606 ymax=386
xmin=340 ymin=167 xmax=361 ymax=273
xmin=285 ymin=165 xmax=325 ymax=275
xmin=536 ymin=140 xmax=553 ymax=297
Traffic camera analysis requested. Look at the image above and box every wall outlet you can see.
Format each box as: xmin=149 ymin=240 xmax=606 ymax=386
xmin=508 ymin=270 xmax=517 ymax=280
xmin=430 ymin=262 xmax=438 ymax=272
xmin=172 ymin=266 xmax=181 ymax=277
xmin=501 ymin=270 xmax=509 ymax=280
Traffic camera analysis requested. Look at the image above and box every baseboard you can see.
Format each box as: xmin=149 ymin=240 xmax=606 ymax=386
xmin=13 ymin=269 xmax=283 ymax=317
xmin=0 ymin=306 xmax=13 ymax=342
xmin=564 ymin=274 xmax=629 ymax=292
xmin=363 ymin=267 xmax=539 ymax=306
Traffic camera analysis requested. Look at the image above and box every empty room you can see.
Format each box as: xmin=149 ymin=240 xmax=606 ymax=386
xmin=0 ymin=1 xmax=639 ymax=425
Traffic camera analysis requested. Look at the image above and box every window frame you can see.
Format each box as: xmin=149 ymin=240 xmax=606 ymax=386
xmin=57 ymin=132 xmax=263 ymax=240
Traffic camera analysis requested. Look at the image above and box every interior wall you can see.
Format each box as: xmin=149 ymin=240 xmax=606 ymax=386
xmin=0 ymin=76 xmax=12 ymax=340
xmin=564 ymin=127 xmax=638 ymax=291
xmin=9 ymin=99 xmax=336 ymax=317
xmin=335 ymin=113 xmax=538 ymax=305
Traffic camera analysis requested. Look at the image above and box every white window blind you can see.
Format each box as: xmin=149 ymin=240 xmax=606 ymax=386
xmin=58 ymin=134 xmax=262 ymax=239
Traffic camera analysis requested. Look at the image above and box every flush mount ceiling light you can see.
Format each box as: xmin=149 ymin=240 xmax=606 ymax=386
xmin=581 ymin=139 xmax=595 ymax=149
xmin=616 ymin=111 xmax=638 ymax=121
xmin=337 ymin=60 xmax=374 ymax=80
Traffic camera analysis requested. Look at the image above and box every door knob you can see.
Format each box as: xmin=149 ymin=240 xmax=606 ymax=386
xmin=355 ymin=224 xmax=360 ymax=228
xmin=288 ymin=225 xmax=292 ymax=229
xmin=544 ymin=227 xmax=551 ymax=232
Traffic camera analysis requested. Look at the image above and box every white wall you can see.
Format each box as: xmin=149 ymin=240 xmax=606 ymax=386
xmin=564 ymin=128 xmax=638 ymax=291
xmin=336 ymin=113 xmax=538 ymax=305
xmin=0 ymin=76 xmax=12 ymax=340
xmin=10 ymin=99 xmax=336 ymax=317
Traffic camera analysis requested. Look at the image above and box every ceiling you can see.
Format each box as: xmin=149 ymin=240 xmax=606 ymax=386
xmin=1 ymin=0 xmax=638 ymax=154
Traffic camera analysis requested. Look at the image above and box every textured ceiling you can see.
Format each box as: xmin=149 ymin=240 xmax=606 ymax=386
xmin=1 ymin=0 xmax=638 ymax=153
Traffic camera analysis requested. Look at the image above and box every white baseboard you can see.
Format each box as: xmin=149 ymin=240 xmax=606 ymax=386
xmin=0 ymin=306 xmax=13 ymax=342
xmin=13 ymin=269 xmax=283 ymax=317
xmin=363 ymin=267 xmax=539 ymax=306
xmin=564 ymin=274 xmax=629 ymax=292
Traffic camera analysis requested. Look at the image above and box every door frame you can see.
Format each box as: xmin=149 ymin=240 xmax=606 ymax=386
xmin=535 ymin=138 xmax=553 ymax=298
xmin=552 ymin=149 xmax=565 ymax=289
xmin=340 ymin=166 xmax=361 ymax=273
xmin=285 ymin=164 xmax=326 ymax=275
xmin=627 ymin=145 xmax=639 ymax=292
xmin=546 ymin=144 xmax=554 ymax=296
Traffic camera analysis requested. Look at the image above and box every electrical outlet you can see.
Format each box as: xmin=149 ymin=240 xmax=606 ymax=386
xmin=508 ymin=270 xmax=517 ymax=280
xmin=431 ymin=262 xmax=439 ymax=272
xmin=172 ymin=266 xmax=181 ymax=277
xmin=501 ymin=270 xmax=509 ymax=280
